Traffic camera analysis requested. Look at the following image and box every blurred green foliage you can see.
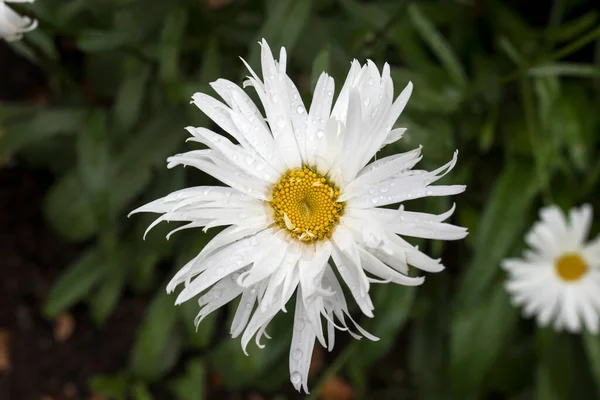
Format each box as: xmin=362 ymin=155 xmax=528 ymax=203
xmin=2 ymin=0 xmax=600 ymax=398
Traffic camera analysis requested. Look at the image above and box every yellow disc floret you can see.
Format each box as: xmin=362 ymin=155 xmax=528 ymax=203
xmin=555 ymin=253 xmax=588 ymax=282
xmin=271 ymin=166 xmax=344 ymax=242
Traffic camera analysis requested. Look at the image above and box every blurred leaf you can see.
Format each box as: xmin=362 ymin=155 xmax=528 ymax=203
xmin=450 ymin=286 xmax=519 ymax=398
xmin=0 ymin=108 xmax=86 ymax=157
xmin=159 ymin=8 xmax=187 ymax=90
xmin=25 ymin=29 xmax=59 ymax=61
xmin=455 ymin=162 xmax=545 ymax=308
xmin=89 ymin=245 xmax=131 ymax=324
xmin=584 ymin=331 xmax=600 ymax=394
xmin=535 ymin=330 xmax=573 ymax=400
xmin=113 ymin=60 xmax=151 ymax=133
xmin=310 ymin=47 xmax=330 ymax=93
xmin=169 ymin=358 xmax=206 ymax=400
xmin=528 ymin=62 xmax=600 ymax=77
xmin=89 ymin=373 xmax=129 ymax=400
xmin=77 ymin=110 xmax=112 ymax=226
xmin=211 ymin=339 xmax=268 ymax=389
xmin=544 ymin=11 xmax=598 ymax=43
xmin=348 ymin=285 xmax=416 ymax=392
xmin=77 ymin=30 xmax=128 ymax=52
xmin=44 ymin=172 xmax=99 ymax=241
xmin=44 ymin=247 xmax=107 ymax=318
xmin=130 ymin=291 xmax=182 ymax=381
xmin=131 ymin=383 xmax=153 ymax=400
xmin=407 ymin=3 xmax=466 ymax=87
xmin=247 ymin=0 xmax=313 ymax=68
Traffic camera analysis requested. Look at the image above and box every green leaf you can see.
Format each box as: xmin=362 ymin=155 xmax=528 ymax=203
xmin=310 ymin=47 xmax=330 ymax=93
xmin=44 ymin=172 xmax=99 ymax=241
xmin=455 ymin=162 xmax=544 ymax=308
xmin=77 ymin=30 xmax=128 ymax=52
xmin=169 ymin=358 xmax=206 ymax=400
xmin=77 ymin=110 xmax=112 ymax=226
xmin=89 ymin=373 xmax=129 ymax=400
xmin=246 ymin=0 xmax=314 ymax=69
xmin=89 ymin=245 xmax=131 ymax=324
xmin=26 ymin=29 xmax=59 ymax=61
xmin=348 ymin=284 xmax=416 ymax=395
xmin=130 ymin=291 xmax=182 ymax=381
xmin=160 ymin=8 xmax=187 ymax=83
xmin=584 ymin=331 xmax=600 ymax=394
xmin=113 ymin=60 xmax=151 ymax=133
xmin=350 ymin=285 xmax=416 ymax=371
xmin=450 ymin=286 xmax=519 ymax=398
xmin=211 ymin=338 xmax=268 ymax=389
xmin=44 ymin=247 xmax=107 ymax=318
xmin=528 ymin=62 xmax=600 ymax=78
xmin=407 ymin=3 xmax=466 ymax=86
xmin=131 ymin=383 xmax=153 ymax=400
xmin=535 ymin=329 xmax=574 ymax=400
xmin=0 ymin=108 xmax=86 ymax=157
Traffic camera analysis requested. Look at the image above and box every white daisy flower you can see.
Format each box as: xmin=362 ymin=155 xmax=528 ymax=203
xmin=502 ymin=204 xmax=600 ymax=334
xmin=0 ymin=0 xmax=37 ymax=42
xmin=131 ymin=39 xmax=467 ymax=393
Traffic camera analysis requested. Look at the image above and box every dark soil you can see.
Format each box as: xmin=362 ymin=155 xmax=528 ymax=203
xmin=0 ymin=168 xmax=147 ymax=400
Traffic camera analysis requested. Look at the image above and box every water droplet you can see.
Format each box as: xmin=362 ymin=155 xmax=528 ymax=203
xmin=246 ymin=302 xmax=253 ymax=309
xmin=364 ymin=97 xmax=371 ymax=106
xmin=327 ymin=91 xmax=333 ymax=97
xmin=296 ymin=106 xmax=305 ymax=114
xmin=272 ymin=94 xmax=279 ymax=103
xmin=276 ymin=115 xmax=286 ymax=128
xmin=407 ymin=193 xmax=412 ymax=199
xmin=371 ymin=197 xmax=379 ymax=204
xmin=368 ymin=78 xmax=374 ymax=86
xmin=293 ymin=93 xmax=299 ymax=100
xmin=379 ymin=186 xmax=389 ymax=193
xmin=245 ymin=156 xmax=255 ymax=165
xmin=292 ymin=349 xmax=302 ymax=360
xmin=316 ymin=130 xmax=325 ymax=139
xmin=295 ymin=318 xmax=305 ymax=331
xmin=426 ymin=190 xmax=433 ymax=195
xmin=368 ymin=188 xmax=377 ymax=195
xmin=291 ymin=372 xmax=302 ymax=384
xmin=251 ymin=288 xmax=256 ymax=294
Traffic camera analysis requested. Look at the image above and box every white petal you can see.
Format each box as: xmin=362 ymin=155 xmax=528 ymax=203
xmin=289 ymin=288 xmax=316 ymax=393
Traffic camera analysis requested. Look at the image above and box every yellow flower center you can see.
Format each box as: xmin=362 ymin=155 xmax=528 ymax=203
xmin=555 ymin=253 xmax=588 ymax=282
xmin=271 ymin=166 xmax=344 ymax=242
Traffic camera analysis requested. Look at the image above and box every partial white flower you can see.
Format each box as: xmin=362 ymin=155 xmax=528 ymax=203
xmin=502 ymin=204 xmax=600 ymax=334
xmin=0 ymin=0 xmax=37 ymax=42
xmin=131 ymin=39 xmax=467 ymax=393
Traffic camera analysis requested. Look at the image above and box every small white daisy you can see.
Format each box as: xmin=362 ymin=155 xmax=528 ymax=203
xmin=132 ymin=39 xmax=467 ymax=392
xmin=0 ymin=0 xmax=37 ymax=42
xmin=503 ymin=204 xmax=600 ymax=334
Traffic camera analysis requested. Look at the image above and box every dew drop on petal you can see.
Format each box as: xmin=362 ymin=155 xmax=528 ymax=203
xmin=371 ymin=197 xmax=379 ymax=205
xmin=296 ymin=106 xmax=305 ymax=114
xmin=368 ymin=78 xmax=374 ymax=86
xmin=426 ymin=190 xmax=433 ymax=195
xmin=245 ymin=156 xmax=255 ymax=165
xmin=316 ymin=130 xmax=325 ymax=139
xmin=295 ymin=318 xmax=305 ymax=331
xmin=292 ymin=349 xmax=302 ymax=360
xmin=291 ymin=372 xmax=302 ymax=384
